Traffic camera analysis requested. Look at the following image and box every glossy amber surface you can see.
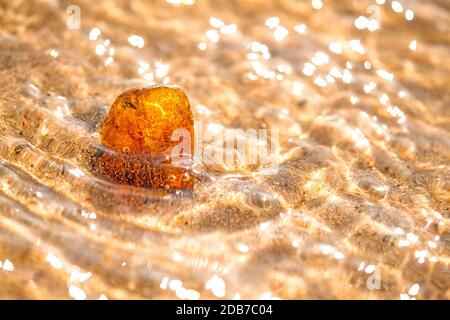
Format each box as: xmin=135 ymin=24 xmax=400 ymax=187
xmin=97 ymin=86 xmax=194 ymax=189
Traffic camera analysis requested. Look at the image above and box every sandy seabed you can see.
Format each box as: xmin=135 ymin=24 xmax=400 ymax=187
xmin=0 ymin=0 xmax=449 ymax=299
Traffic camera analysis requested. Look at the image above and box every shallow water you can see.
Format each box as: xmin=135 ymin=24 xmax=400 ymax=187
xmin=0 ymin=0 xmax=449 ymax=299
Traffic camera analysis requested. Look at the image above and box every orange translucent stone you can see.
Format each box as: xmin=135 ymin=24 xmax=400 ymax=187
xmin=95 ymin=86 xmax=194 ymax=189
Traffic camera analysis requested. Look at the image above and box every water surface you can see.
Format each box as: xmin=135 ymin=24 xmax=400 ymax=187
xmin=0 ymin=0 xmax=449 ymax=299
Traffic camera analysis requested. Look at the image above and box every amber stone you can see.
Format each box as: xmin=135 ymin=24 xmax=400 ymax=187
xmin=96 ymin=86 xmax=194 ymax=189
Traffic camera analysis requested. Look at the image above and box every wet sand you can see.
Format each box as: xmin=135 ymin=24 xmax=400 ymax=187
xmin=0 ymin=0 xmax=448 ymax=299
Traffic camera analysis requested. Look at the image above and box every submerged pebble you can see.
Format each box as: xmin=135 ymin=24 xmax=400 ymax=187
xmin=96 ymin=86 xmax=194 ymax=189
